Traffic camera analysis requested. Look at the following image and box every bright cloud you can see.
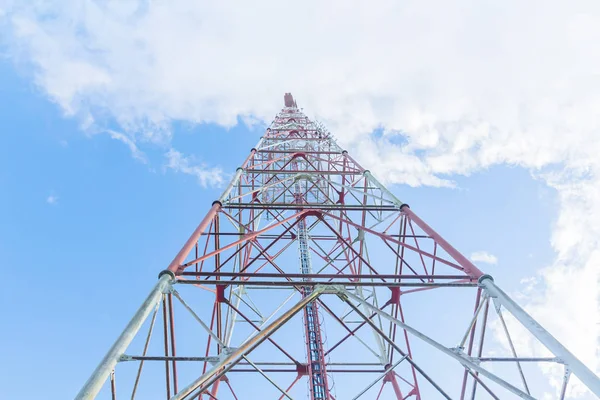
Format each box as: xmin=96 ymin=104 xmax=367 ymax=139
xmin=46 ymin=194 xmax=58 ymax=205
xmin=2 ymin=1 xmax=600 ymax=397
xmin=470 ymin=251 xmax=498 ymax=265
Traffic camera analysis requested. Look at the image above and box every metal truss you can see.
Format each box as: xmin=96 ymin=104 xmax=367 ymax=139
xmin=76 ymin=94 xmax=600 ymax=399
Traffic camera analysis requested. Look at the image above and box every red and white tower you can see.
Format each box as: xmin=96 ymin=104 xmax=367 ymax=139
xmin=76 ymin=94 xmax=600 ymax=399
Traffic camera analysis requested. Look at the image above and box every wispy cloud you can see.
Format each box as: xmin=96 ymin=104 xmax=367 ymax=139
xmin=470 ymin=250 xmax=498 ymax=265
xmin=106 ymin=130 xmax=147 ymax=163
xmin=46 ymin=194 xmax=58 ymax=205
xmin=164 ymin=149 xmax=223 ymax=187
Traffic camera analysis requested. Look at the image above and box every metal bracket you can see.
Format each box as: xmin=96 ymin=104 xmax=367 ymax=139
xmin=318 ymin=284 xmax=344 ymax=294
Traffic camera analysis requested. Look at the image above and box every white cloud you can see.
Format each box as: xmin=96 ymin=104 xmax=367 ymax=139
xmin=2 ymin=1 xmax=600 ymax=397
xmin=470 ymin=250 xmax=498 ymax=265
xmin=164 ymin=149 xmax=224 ymax=188
xmin=46 ymin=194 xmax=58 ymax=205
xmin=106 ymin=129 xmax=147 ymax=163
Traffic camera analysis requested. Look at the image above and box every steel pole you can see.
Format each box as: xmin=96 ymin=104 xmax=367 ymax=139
xmin=479 ymin=276 xmax=600 ymax=396
xmin=75 ymin=273 xmax=173 ymax=399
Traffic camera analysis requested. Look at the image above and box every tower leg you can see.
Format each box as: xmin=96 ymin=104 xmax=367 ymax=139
xmin=388 ymin=373 xmax=404 ymax=399
xmin=479 ymin=276 xmax=600 ymax=396
xmin=76 ymin=273 xmax=173 ymax=399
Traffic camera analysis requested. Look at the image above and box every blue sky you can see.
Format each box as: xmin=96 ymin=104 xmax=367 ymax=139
xmin=0 ymin=57 xmax=560 ymax=398
xmin=1 ymin=1 xmax=600 ymax=398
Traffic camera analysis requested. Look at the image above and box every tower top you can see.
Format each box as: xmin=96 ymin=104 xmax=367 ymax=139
xmin=284 ymin=92 xmax=297 ymax=108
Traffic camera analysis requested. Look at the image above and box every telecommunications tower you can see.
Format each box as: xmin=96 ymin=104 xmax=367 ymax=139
xmin=76 ymin=94 xmax=600 ymax=399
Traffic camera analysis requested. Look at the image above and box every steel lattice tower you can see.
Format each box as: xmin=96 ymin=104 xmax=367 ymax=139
xmin=77 ymin=94 xmax=600 ymax=399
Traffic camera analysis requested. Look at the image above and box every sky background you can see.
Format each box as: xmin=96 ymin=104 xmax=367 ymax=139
xmin=0 ymin=1 xmax=599 ymax=399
